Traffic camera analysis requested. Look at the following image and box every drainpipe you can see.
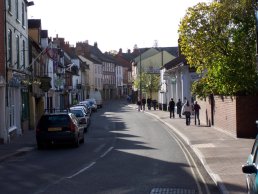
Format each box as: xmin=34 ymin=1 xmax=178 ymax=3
xmin=4 ymin=0 xmax=9 ymax=143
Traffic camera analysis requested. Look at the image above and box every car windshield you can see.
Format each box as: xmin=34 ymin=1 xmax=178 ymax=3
xmin=70 ymin=109 xmax=84 ymax=117
xmin=40 ymin=115 xmax=70 ymax=127
xmin=80 ymin=102 xmax=90 ymax=107
xmin=88 ymin=101 xmax=94 ymax=105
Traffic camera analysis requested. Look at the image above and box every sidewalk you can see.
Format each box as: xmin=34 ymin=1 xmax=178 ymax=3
xmin=135 ymin=105 xmax=253 ymax=194
xmin=0 ymin=129 xmax=36 ymax=162
xmin=0 ymin=104 xmax=254 ymax=194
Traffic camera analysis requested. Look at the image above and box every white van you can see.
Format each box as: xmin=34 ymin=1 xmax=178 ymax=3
xmin=89 ymin=90 xmax=103 ymax=108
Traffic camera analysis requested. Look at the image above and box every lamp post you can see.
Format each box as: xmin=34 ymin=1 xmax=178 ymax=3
xmin=139 ymin=52 xmax=142 ymax=102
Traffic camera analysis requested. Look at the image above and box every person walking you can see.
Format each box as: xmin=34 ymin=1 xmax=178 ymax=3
xmin=141 ymin=97 xmax=146 ymax=111
xmin=176 ymin=99 xmax=182 ymax=118
xmin=194 ymin=101 xmax=201 ymax=125
xmin=137 ymin=97 xmax=141 ymax=112
xmin=152 ymin=99 xmax=157 ymax=110
xmin=169 ymin=98 xmax=175 ymax=118
xmin=147 ymin=97 xmax=152 ymax=110
xmin=183 ymin=100 xmax=192 ymax=125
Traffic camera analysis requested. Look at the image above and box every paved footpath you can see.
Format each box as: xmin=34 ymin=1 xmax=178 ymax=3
xmin=0 ymin=102 xmax=254 ymax=194
xmin=133 ymin=104 xmax=253 ymax=194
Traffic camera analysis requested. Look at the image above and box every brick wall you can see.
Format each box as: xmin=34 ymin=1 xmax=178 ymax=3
xmin=198 ymin=95 xmax=258 ymax=138
xmin=214 ymin=96 xmax=237 ymax=135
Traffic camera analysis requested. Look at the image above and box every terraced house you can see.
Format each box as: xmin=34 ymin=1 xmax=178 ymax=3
xmin=0 ymin=0 xmax=34 ymax=143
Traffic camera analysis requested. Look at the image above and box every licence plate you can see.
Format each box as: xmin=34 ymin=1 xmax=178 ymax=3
xmin=48 ymin=127 xmax=62 ymax=131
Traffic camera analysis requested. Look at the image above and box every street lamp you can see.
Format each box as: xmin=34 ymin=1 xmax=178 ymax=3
xmin=139 ymin=52 xmax=142 ymax=102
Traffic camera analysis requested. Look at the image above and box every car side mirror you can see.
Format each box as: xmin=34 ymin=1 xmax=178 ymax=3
xmin=242 ymin=164 xmax=257 ymax=174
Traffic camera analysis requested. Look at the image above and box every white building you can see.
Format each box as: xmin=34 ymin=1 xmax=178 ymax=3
xmin=162 ymin=55 xmax=199 ymax=108
xmin=78 ymin=55 xmax=103 ymax=98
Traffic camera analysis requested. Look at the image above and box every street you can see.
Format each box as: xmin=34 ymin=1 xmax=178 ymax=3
xmin=0 ymin=100 xmax=220 ymax=194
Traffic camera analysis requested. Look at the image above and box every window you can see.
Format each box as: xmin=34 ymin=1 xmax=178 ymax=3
xmin=21 ymin=40 xmax=25 ymax=68
xmin=7 ymin=0 xmax=12 ymax=12
xmin=16 ymin=35 xmax=20 ymax=68
xmin=15 ymin=0 xmax=19 ymax=21
xmin=7 ymin=30 xmax=12 ymax=66
xmin=22 ymin=3 xmax=25 ymax=26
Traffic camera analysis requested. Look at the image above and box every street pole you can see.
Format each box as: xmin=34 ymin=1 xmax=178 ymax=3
xmin=139 ymin=52 xmax=142 ymax=102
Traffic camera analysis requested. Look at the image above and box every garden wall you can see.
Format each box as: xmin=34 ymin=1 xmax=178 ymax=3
xmin=198 ymin=95 xmax=258 ymax=138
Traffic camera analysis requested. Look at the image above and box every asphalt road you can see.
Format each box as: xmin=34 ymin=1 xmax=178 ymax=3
xmin=0 ymin=100 xmax=221 ymax=194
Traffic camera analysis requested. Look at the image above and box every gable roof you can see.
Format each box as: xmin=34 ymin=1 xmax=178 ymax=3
xmin=114 ymin=54 xmax=131 ymax=69
xmin=160 ymin=47 xmax=179 ymax=57
xmin=163 ymin=55 xmax=187 ymax=70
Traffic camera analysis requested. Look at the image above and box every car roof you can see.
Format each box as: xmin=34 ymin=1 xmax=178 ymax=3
xmin=42 ymin=112 xmax=73 ymax=117
xmin=70 ymin=107 xmax=85 ymax=111
xmin=86 ymin=98 xmax=96 ymax=101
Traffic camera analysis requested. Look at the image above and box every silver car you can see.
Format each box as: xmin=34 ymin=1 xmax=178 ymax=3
xmin=69 ymin=106 xmax=90 ymax=133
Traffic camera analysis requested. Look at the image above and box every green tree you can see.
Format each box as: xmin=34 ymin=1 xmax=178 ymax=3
xmin=178 ymin=0 xmax=257 ymax=97
xmin=133 ymin=72 xmax=160 ymax=98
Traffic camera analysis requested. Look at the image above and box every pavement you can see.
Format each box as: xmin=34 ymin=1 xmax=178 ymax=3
xmin=0 ymin=102 xmax=254 ymax=194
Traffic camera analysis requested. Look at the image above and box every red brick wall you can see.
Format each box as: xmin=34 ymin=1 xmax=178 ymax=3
xmin=198 ymin=95 xmax=258 ymax=138
xmin=214 ymin=96 xmax=237 ymax=135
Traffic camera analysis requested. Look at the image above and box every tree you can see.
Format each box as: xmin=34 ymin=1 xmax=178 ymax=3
xmin=178 ymin=0 xmax=257 ymax=97
xmin=133 ymin=70 xmax=160 ymax=98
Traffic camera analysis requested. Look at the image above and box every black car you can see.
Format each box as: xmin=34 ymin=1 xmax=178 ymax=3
xmin=36 ymin=111 xmax=85 ymax=149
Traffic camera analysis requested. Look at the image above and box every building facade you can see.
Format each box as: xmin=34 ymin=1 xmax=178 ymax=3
xmin=1 ymin=0 xmax=34 ymax=143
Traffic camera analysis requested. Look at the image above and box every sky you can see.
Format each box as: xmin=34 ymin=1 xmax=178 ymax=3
xmin=28 ymin=0 xmax=211 ymax=52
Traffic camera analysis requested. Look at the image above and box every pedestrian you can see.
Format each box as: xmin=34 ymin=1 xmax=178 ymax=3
xmin=152 ymin=99 xmax=157 ymax=110
xmin=147 ymin=97 xmax=152 ymax=110
xmin=176 ymin=99 xmax=182 ymax=118
xmin=183 ymin=100 xmax=192 ymax=125
xmin=169 ymin=98 xmax=175 ymax=118
xmin=127 ymin=95 xmax=131 ymax=103
xmin=141 ymin=97 xmax=146 ymax=111
xmin=137 ymin=97 xmax=141 ymax=112
xmin=194 ymin=101 xmax=201 ymax=125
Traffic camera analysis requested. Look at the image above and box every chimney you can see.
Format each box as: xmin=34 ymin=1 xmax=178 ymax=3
xmin=94 ymin=42 xmax=98 ymax=48
xmin=127 ymin=49 xmax=131 ymax=54
xmin=119 ymin=48 xmax=122 ymax=54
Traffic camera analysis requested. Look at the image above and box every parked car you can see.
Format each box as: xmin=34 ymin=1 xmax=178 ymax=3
xmin=36 ymin=110 xmax=85 ymax=149
xmin=84 ymin=99 xmax=98 ymax=112
xmin=242 ymin=135 xmax=258 ymax=193
xmin=78 ymin=101 xmax=92 ymax=115
xmin=69 ymin=106 xmax=90 ymax=132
